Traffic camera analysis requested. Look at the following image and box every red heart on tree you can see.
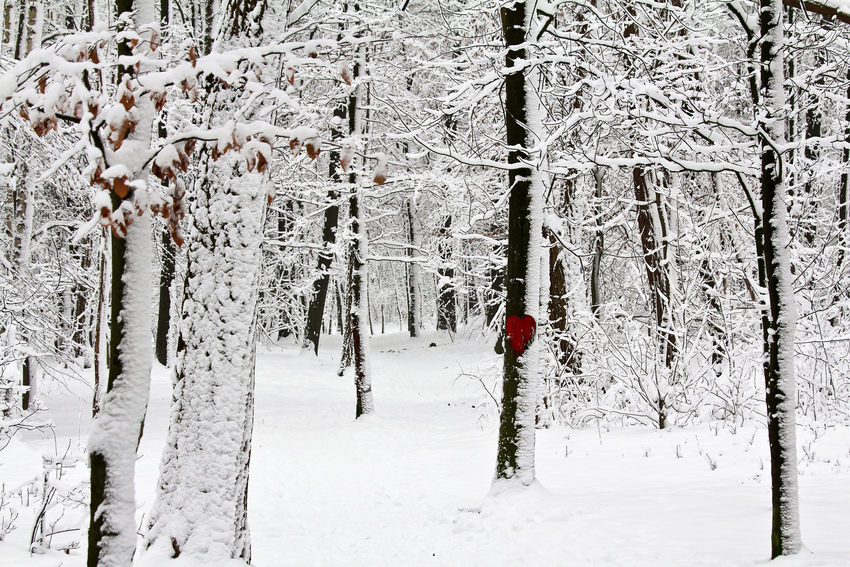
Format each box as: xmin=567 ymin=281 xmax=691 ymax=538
xmin=505 ymin=315 xmax=537 ymax=356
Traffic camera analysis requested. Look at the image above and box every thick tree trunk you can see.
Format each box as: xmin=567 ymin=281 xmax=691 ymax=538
xmin=759 ymin=0 xmax=802 ymax=556
xmin=494 ymin=0 xmax=544 ymax=487
xmin=145 ymin=152 xmax=263 ymax=561
xmin=144 ymin=0 xmax=267 ymax=562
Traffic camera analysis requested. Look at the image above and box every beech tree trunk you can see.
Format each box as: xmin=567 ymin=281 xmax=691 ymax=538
xmin=144 ymin=0 xmax=268 ymax=562
xmin=87 ymin=1 xmax=156 ymax=566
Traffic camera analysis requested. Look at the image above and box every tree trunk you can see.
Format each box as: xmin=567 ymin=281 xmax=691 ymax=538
xmin=92 ymin=235 xmax=109 ymax=417
xmin=342 ymin=42 xmax=374 ymax=418
xmin=87 ymin=2 xmax=156 ymax=566
xmin=759 ymin=0 xmax=802 ymax=556
xmin=436 ymin=216 xmax=457 ymax=332
xmin=801 ymin=52 xmax=823 ymax=246
xmin=494 ymin=0 xmax=544 ymax=487
xmin=547 ymin=227 xmax=579 ymax=374
xmin=20 ymin=355 xmax=35 ymax=410
xmin=154 ymin=0 xmax=173 ymax=367
xmin=633 ymin=166 xmax=675 ymax=370
xmin=350 ymin=187 xmax=374 ymax=418
xmin=590 ymin=168 xmax=604 ymax=318
xmin=144 ymin=0 xmax=268 ymax=562
xmin=303 ymin=101 xmax=344 ymax=354
xmin=155 ymin=224 xmax=175 ymax=365
xmin=486 ymin=234 xmax=505 ymax=328
xmin=838 ymin=70 xmax=850 ymax=271
xmin=406 ymin=195 xmax=420 ymax=337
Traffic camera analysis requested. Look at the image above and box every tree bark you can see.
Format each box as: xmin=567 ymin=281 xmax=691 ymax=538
xmin=759 ymin=0 xmax=802 ymax=555
xmin=155 ymin=224 xmax=174 ymax=365
xmin=838 ymin=70 xmax=850 ymax=271
xmin=144 ymin=0 xmax=267 ymax=562
xmin=87 ymin=2 xmax=156 ymax=565
xmin=350 ymin=187 xmax=374 ymax=418
xmin=154 ymin=0 xmax=173 ymax=367
xmin=590 ymin=168 xmax=604 ymax=318
xmin=304 ymin=101 xmax=344 ymax=354
xmin=343 ymin=42 xmax=374 ymax=418
xmin=547 ymin=227 xmax=580 ymax=374
xmin=494 ymin=0 xmax=544 ymax=487
xmin=406 ymin=195 xmax=420 ymax=337
xmin=436 ymin=215 xmax=457 ymax=332
xmin=633 ymin=167 xmax=675 ymax=371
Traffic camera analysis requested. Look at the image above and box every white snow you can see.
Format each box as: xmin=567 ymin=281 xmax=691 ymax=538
xmin=4 ymin=331 xmax=850 ymax=567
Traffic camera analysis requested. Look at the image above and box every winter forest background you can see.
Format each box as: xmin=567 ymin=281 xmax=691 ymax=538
xmin=1 ymin=0 xmax=850 ymax=565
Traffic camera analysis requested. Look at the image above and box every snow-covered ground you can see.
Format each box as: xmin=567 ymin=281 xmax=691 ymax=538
xmin=2 ymin=331 xmax=850 ymax=566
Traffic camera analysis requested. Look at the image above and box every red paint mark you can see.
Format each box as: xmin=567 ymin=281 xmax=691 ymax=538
xmin=506 ymin=315 xmax=536 ymax=356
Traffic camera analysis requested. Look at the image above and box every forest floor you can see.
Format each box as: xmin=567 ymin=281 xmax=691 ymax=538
xmin=2 ymin=330 xmax=850 ymax=566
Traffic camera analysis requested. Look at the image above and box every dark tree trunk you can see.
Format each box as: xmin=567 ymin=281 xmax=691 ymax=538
xmin=801 ymin=52 xmax=823 ymax=246
xmin=406 ymin=195 xmax=419 ymax=337
xmin=70 ymin=242 xmax=91 ymax=363
xmin=486 ymin=239 xmax=504 ymax=327
xmin=436 ymin=216 xmax=457 ymax=332
xmin=304 ymin=102 xmax=345 ymax=354
xmin=759 ymin=0 xmax=802 ymax=556
xmin=92 ymin=238 xmax=108 ymax=417
xmin=88 ymin=2 xmax=156 ymax=565
xmin=838 ymin=71 xmax=850 ymax=270
xmin=633 ymin=167 xmax=675 ymax=368
xmin=21 ymin=355 xmax=33 ymax=410
xmin=494 ymin=0 xmax=543 ymax=486
xmin=155 ymin=0 xmax=173 ymax=367
xmin=547 ymin=227 xmax=580 ymax=374
xmin=590 ymin=168 xmax=604 ymax=317
xmin=155 ymin=224 xmax=175 ymax=365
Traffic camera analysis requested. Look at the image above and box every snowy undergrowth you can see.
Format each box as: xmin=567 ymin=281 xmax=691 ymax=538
xmin=2 ymin=330 xmax=850 ymax=566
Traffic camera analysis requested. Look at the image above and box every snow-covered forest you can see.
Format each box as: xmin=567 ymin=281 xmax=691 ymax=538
xmin=1 ymin=0 xmax=850 ymax=565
